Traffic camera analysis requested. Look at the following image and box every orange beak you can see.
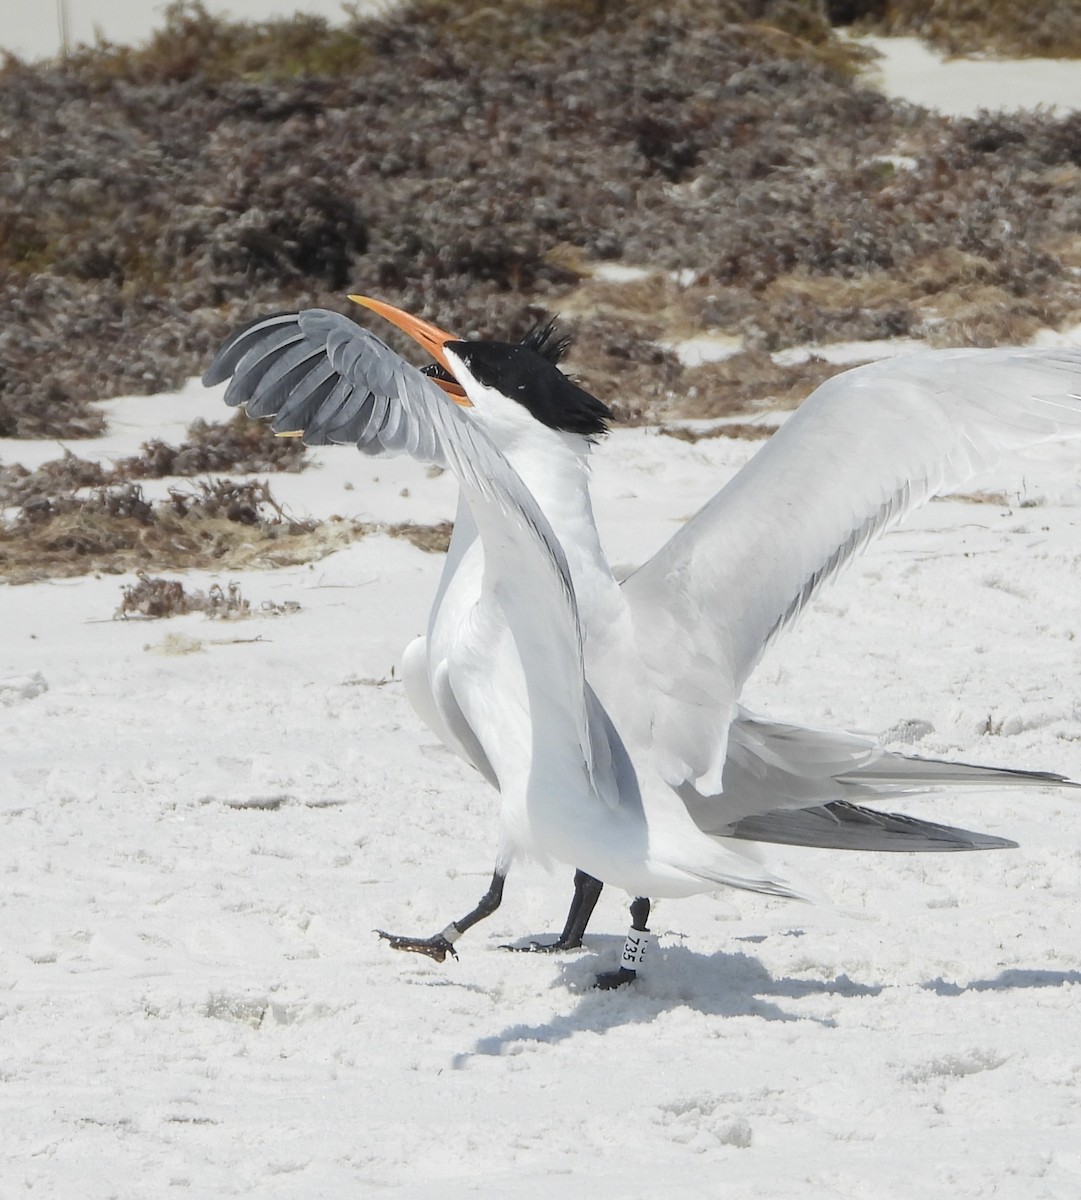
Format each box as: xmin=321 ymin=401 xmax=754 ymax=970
xmin=349 ymin=294 xmax=471 ymax=405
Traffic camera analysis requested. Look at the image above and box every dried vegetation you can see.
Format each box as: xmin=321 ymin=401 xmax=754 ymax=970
xmin=386 ymin=521 xmax=454 ymax=555
xmin=0 ymin=412 xmax=305 ymax=510
xmin=115 ymin=572 xmax=301 ymax=619
xmin=3 ymin=0 xmax=1079 ymax=445
xmin=0 ymin=410 xmax=323 ymax=580
xmin=0 ymin=420 xmax=452 ymax=581
xmin=111 ymin=411 xmax=309 ymax=479
xmin=659 ymin=421 xmax=778 ymax=443
xmin=0 ymin=467 xmax=455 ymax=584
xmin=2 ymin=0 xmax=1080 ymax=581
xmin=0 ymin=476 xmax=341 ymax=584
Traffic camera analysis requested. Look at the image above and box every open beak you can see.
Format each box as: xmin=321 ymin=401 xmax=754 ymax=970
xmin=349 ymin=294 xmax=471 ymax=405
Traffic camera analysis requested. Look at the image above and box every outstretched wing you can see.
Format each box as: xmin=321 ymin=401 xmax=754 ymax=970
xmin=204 ymin=308 xmax=619 ymax=807
xmin=204 ymin=308 xmax=568 ymax=551
xmin=206 ymin=309 xmax=450 ymax=461
xmin=624 ymin=347 xmax=1081 ymax=795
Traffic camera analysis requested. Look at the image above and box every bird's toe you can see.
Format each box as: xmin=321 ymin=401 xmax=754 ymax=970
xmin=375 ymin=930 xmax=458 ymax=963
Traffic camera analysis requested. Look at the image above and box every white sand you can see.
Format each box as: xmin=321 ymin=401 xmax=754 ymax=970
xmin=3 ymin=18 xmax=1081 ymax=1198
xmin=2 ymin=372 xmax=1080 ymax=1196
xmin=855 ymin=34 xmax=1081 ymax=116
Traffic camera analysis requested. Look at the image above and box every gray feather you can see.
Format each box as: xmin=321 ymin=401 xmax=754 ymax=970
xmin=271 ymin=362 xmax=340 ymax=434
xmin=202 ymin=312 xmax=299 ymax=387
xmin=221 ymin=330 xmax=308 ymax=410
xmin=727 ymin=800 xmax=1018 ymax=852
xmin=304 ymin=378 xmax=359 ymax=445
xmin=242 ymin=341 xmax=325 ymax=419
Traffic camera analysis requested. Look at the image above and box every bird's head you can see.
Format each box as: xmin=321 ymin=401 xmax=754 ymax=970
xmin=349 ymin=295 xmax=611 ymax=446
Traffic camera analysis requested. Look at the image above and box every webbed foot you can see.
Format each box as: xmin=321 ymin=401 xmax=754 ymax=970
xmin=594 ymin=966 xmax=637 ymax=990
xmin=501 ymin=937 xmax=582 ymax=954
xmin=375 ymin=930 xmax=457 ymax=963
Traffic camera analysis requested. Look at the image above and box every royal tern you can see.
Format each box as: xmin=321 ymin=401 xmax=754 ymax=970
xmin=204 ymin=300 xmax=1081 ymax=987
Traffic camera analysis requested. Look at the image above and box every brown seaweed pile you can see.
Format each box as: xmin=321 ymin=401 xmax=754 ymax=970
xmin=0 ymin=413 xmax=306 ymax=514
xmin=114 ymin=571 xmax=304 ymax=618
xmin=116 ymin=572 xmax=247 ymax=619
xmin=0 ymin=476 xmax=332 ymax=583
xmin=2 ymin=0 xmax=1079 ymax=445
xmin=0 ymin=453 xmax=452 ymax=583
xmin=111 ymin=411 xmax=309 ymax=479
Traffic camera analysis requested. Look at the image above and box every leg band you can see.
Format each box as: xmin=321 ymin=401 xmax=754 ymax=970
xmin=620 ymin=926 xmax=652 ymax=970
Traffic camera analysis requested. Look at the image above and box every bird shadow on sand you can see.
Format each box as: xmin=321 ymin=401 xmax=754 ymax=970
xmin=922 ymin=968 xmax=1081 ymax=996
xmin=451 ymin=939 xmax=882 ymax=1067
xmin=448 ymin=951 xmax=1081 ymax=1066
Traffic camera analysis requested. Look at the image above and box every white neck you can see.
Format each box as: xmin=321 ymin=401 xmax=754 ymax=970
xmin=444 ymin=346 xmax=633 ymax=667
xmin=512 ymin=429 xmax=621 ymax=610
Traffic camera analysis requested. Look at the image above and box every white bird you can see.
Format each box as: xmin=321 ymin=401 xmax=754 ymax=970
xmin=204 ymin=299 xmax=1081 ymax=987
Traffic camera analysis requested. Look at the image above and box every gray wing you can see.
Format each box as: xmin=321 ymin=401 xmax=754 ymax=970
xmin=204 ymin=309 xmax=448 ymax=461
xmin=725 ymin=802 xmax=1017 ymax=852
xmin=204 ymin=308 xmax=559 ymax=538
xmin=623 ymin=347 xmax=1081 ymax=795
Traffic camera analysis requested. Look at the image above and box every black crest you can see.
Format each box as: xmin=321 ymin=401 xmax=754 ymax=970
xmin=519 ymin=318 xmax=572 ymax=366
xmin=447 ymin=321 xmax=610 ymax=438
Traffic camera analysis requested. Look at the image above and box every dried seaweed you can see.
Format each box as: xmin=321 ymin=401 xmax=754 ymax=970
xmin=0 ymin=459 xmax=463 ymax=581
xmin=659 ymin=422 xmax=777 ymax=443
xmin=0 ymin=450 xmax=109 ymax=508
xmin=113 ymin=412 xmax=308 ymax=479
xmin=0 ymin=416 xmax=306 ymax=518
xmin=0 ymin=476 xmax=355 ymax=584
xmin=114 ymin=571 xmax=302 ymax=619
xmin=386 ymin=521 xmax=454 ymax=554
xmin=663 ymin=351 xmax=854 ymax=421
xmin=116 ymin=572 xmax=197 ymax=618
xmin=3 ymin=1 xmax=1080 ymax=442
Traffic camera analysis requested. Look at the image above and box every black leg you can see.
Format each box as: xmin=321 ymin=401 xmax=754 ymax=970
xmin=558 ymin=870 xmax=604 ymax=947
xmin=596 ymin=896 xmax=651 ymax=990
xmin=376 ymin=868 xmax=506 ymax=963
xmin=502 ymin=869 xmax=604 ymax=953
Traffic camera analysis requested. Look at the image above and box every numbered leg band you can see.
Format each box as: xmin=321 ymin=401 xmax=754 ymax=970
xmin=620 ymin=926 xmax=652 ymax=970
